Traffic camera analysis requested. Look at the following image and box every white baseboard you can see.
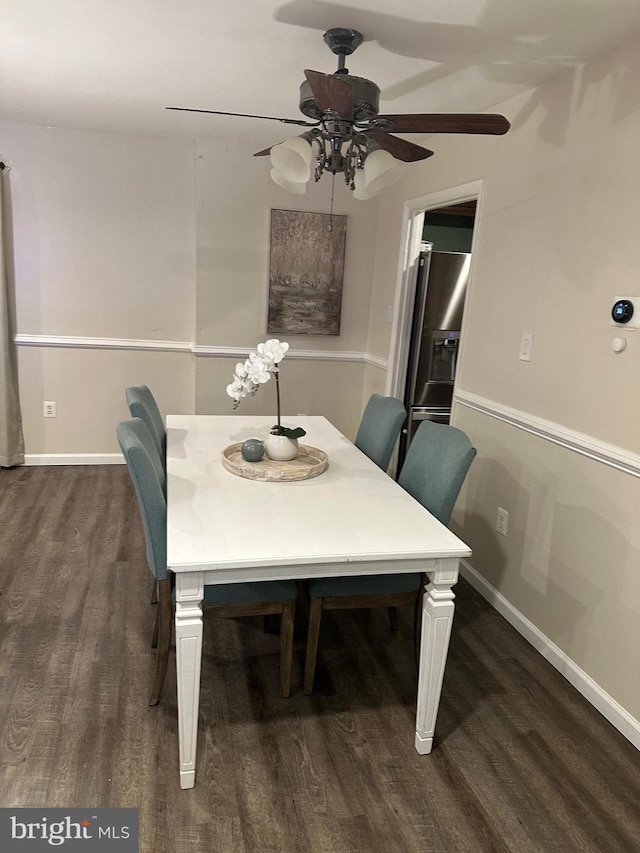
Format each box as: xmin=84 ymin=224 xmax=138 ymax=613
xmin=460 ymin=560 xmax=640 ymax=751
xmin=24 ymin=453 xmax=124 ymax=466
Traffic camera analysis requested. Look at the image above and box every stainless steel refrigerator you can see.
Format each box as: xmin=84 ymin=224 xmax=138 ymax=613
xmin=398 ymin=247 xmax=470 ymax=466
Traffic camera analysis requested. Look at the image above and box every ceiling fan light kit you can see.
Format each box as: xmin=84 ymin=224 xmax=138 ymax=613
xmin=168 ymin=27 xmax=510 ymax=199
xmin=270 ymin=168 xmax=307 ymax=195
xmin=362 ymin=148 xmax=406 ymax=194
xmin=270 ymin=128 xmax=405 ymax=197
xmin=352 ymin=168 xmax=378 ymax=200
xmin=270 ymin=134 xmax=313 ymax=184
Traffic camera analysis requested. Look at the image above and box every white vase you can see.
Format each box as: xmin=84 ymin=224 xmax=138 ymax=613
xmin=264 ymin=433 xmax=299 ymax=461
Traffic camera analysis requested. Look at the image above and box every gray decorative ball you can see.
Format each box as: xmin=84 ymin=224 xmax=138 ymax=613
xmin=241 ymin=438 xmax=265 ymax=462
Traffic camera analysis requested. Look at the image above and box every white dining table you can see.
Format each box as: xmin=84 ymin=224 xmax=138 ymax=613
xmin=166 ymin=414 xmax=471 ymax=789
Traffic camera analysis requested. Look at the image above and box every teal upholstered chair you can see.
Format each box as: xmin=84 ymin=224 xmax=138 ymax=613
xmin=303 ymin=419 xmax=476 ymax=694
xmin=125 ymin=385 xmax=166 ymax=461
xmin=125 ymin=385 xmax=166 ymax=605
xmin=354 ymin=393 xmax=407 ymax=471
xmin=117 ymin=417 xmax=298 ymax=704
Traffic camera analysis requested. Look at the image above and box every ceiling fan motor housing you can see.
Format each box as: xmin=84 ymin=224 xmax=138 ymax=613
xmin=323 ymin=28 xmax=363 ymax=57
xmin=299 ymin=74 xmax=380 ymax=122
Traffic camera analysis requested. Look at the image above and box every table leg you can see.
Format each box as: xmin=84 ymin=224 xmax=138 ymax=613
xmin=415 ymin=558 xmax=459 ymax=754
xmin=175 ymin=573 xmax=204 ymax=789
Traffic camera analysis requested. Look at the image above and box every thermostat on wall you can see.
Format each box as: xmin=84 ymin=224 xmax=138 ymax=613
xmin=611 ymin=296 xmax=640 ymax=329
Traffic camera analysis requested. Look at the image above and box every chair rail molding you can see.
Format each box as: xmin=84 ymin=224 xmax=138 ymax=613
xmin=193 ymin=345 xmax=387 ymax=369
xmin=455 ymin=389 xmax=640 ymax=478
xmin=15 ymin=334 xmax=387 ymax=369
xmin=15 ymin=333 xmax=192 ymax=352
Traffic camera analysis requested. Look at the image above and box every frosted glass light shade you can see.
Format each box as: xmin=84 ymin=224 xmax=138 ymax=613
xmin=363 ymin=149 xmax=405 ymax=194
xmin=270 ymin=169 xmax=306 ymax=195
xmin=353 ymin=168 xmax=378 ymax=200
xmin=270 ymin=136 xmax=312 ymax=184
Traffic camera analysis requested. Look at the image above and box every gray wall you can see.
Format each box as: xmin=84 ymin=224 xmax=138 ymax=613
xmin=3 ymin=122 xmax=382 ymax=456
xmin=367 ymin=35 xmax=640 ymax=735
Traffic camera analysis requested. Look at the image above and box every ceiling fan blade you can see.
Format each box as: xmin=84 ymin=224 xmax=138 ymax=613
xmin=377 ymin=114 xmax=510 ymax=135
xmin=304 ymin=70 xmax=353 ymax=121
xmin=166 ymin=106 xmax=316 ymax=128
xmin=253 ymin=146 xmax=274 ymax=157
xmin=372 ymin=132 xmax=434 ymax=162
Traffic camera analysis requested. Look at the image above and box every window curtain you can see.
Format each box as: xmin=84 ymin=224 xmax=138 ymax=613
xmin=0 ymin=166 xmax=25 ymax=467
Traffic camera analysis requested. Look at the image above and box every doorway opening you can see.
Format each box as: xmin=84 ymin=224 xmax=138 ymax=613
xmin=386 ymin=182 xmax=482 ymax=468
xmin=423 ymin=200 xmax=476 ymax=251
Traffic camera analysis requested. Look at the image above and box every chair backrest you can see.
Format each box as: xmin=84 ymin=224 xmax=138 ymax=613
xmin=354 ymin=394 xmax=407 ymax=471
xmin=398 ymin=420 xmax=476 ymax=525
xmin=125 ymin=385 xmax=166 ymax=459
xmin=117 ymin=417 xmax=167 ymax=581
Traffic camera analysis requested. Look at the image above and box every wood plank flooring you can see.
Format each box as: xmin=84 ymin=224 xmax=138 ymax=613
xmin=0 ymin=464 xmax=639 ymax=852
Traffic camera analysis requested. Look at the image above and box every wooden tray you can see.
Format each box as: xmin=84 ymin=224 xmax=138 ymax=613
xmin=222 ymin=443 xmax=328 ymax=482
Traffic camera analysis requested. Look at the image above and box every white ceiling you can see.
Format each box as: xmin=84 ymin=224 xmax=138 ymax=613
xmin=2 ymin=0 xmax=640 ymax=148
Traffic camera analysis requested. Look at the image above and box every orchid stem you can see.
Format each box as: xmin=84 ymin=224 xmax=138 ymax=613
xmin=275 ymin=369 xmax=281 ymax=431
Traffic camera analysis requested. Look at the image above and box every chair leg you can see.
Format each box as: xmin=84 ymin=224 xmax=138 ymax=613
xmin=387 ymin=606 xmax=399 ymax=631
xmin=150 ymin=580 xmax=158 ymax=605
xmin=149 ymin=578 xmax=172 ymax=706
xmin=151 ymin=607 xmax=159 ymax=649
xmin=303 ymin=597 xmax=323 ymax=695
xmin=279 ymin=601 xmax=295 ymax=699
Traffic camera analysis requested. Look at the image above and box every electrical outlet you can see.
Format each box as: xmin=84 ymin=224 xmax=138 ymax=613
xmin=496 ymin=507 xmax=509 ymax=537
xmin=43 ymin=401 xmax=57 ymax=418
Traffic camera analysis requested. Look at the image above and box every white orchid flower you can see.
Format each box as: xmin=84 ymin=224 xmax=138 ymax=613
xmin=246 ymin=356 xmax=271 ymax=385
xmin=253 ymin=348 xmax=275 ymax=368
xmin=227 ymin=340 xmax=304 ymax=440
xmin=257 ymin=339 xmax=289 ymax=364
xmin=226 ymin=382 xmax=242 ymax=401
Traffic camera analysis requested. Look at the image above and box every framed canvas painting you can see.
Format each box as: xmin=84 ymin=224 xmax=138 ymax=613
xmin=267 ymin=209 xmax=347 ymax=335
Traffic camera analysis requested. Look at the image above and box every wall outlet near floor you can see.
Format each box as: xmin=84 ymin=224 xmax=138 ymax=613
xmin=496 ymin=507 xmax=509 ymax=536
xmin=43 ymin=401 xmax=57 ymax=418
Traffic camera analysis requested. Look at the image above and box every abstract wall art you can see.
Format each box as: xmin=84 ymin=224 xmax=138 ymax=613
xmin=267 ymin=209 xmax=347 ymax=335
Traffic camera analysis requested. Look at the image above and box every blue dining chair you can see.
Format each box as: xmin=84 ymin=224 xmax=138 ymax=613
xmin=303 ymin=419 xmax=477 ymax=694
xmin=354 ymin=393 xmax=407 ymax=471
xmin=117 ymin=417 xmax=298 ymax=703
xmin=125 ymin=385 xmax=166 ymax=605
xmin=125 ymin=385 xmax=166 ymax=461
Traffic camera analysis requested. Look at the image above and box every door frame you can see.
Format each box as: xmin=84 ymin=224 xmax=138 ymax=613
xmin=385 ymin=179 xmax=484 ymax=402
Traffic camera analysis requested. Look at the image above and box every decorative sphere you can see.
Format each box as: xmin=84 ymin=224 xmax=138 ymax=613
xmin=241 ymin=438 xmax=265 ymax=462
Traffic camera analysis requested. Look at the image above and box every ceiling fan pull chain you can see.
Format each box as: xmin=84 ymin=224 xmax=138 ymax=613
xmin=329 ymin=173 xmax=336 ymax=230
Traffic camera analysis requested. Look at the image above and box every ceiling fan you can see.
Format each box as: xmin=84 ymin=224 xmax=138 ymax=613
xmin=167 ymin=28 xmax=510 ymax=198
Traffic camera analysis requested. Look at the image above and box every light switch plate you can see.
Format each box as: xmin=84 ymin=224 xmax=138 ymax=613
xmin=496 ymin=507 xmax=509 ymax=536
xmin=519 ymin=332 xmax=534 ymax=361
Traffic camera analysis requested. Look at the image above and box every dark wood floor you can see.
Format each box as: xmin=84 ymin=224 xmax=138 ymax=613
xmin=1 ymin=465 xmax=639 ymax=852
